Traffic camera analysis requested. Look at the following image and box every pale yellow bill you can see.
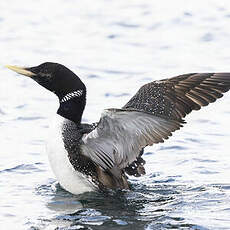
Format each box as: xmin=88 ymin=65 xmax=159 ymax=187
xmin=5 ymin=65 xmax=35 ymax=77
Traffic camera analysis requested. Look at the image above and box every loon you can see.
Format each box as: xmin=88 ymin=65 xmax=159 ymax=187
xmin=6 ymin=63 xmax=230 ymax=194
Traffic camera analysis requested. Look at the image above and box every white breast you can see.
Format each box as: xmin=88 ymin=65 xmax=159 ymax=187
xmin=46 ymin=115 xmax=95 ymax=194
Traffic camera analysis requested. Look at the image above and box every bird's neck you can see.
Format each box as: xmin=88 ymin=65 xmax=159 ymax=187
xmin=57 ymin=94 xmax=86 ymax=124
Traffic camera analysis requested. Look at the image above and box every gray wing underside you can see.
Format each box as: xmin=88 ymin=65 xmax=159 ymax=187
xmin=81 ymin=72 xmax=230 ymax=172
xmin=81 ymin=109 xmax=183 ymax=170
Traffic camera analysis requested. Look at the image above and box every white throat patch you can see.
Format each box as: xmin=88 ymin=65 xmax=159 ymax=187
xmin=60 ymin=90 xmax=83 ymax=103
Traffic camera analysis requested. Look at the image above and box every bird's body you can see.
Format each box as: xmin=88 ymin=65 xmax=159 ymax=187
xmin=6 ymin=63 xmax=230 ymax=194
xmin=47 ymin=114 xmax=95 ymax=194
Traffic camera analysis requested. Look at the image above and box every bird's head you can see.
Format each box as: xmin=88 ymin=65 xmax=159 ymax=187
xmin=6 ymin=62 xmax=86 ymax=99
xmin=6 ymin=62 xmax=86 ymax=123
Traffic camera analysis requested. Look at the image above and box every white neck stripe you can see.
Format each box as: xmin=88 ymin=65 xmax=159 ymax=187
xmin=60 ymin=90 xmax=83 ymax=103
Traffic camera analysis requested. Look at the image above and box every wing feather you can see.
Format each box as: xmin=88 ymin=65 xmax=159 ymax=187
xmin=123 ymin=72 xmax=230 ymax=120
xmin=81 ymin=109 xmax=183 ymax=170
xmin=80 ymin=72 xmax=230 ymax=175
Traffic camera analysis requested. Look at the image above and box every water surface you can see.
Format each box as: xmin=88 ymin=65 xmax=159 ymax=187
xmin=1 ymin=0 xmax=230 ymax=229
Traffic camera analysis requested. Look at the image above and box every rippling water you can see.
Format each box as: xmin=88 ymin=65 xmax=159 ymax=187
xmin=1 ymin=0 xmax=230 ymax=229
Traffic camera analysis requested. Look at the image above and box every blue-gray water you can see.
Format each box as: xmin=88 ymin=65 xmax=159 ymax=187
xmin=1 ymin=1 xmax=230 ymax=229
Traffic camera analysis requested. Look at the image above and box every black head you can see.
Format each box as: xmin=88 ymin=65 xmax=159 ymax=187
xmin=6 ymin=62 xmax=86 ymax=124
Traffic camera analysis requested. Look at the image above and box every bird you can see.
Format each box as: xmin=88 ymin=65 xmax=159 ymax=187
xmin=6 ymin=62 xmax=230 ymax=194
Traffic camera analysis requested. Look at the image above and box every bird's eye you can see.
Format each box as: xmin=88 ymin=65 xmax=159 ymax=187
xmin=40 ymin=73 xmax=52 ymax=79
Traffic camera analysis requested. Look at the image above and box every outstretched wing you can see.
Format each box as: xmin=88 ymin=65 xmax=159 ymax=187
xmin=81 ymin=109 xmax=183 ymax=170
xmin=123 ymin=73 xmax=230 ymax=121
xmin=81 ymin=73 xmax=230 ymax=173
